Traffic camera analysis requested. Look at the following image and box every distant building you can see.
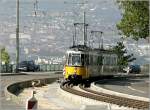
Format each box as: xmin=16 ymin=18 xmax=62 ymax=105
xmin=35 ymin=56 xmax=64 ymax=64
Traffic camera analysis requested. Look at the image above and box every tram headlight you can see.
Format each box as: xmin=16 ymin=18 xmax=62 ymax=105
xmin=63 ymin=68 xmax=66 ymax=75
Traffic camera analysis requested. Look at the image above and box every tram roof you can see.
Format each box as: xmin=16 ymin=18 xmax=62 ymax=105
xmin=92 ymin=48 xmax=115 ymax=54
xmin=69 ymin=45 xmax=91 ymax=51
xmin=66 ymin=50 xmax=86 ymax=54
xmin=67 ymin=45 xmax=116 ymax=55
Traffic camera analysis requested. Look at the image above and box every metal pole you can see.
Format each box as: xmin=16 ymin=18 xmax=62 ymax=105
xmin=90 ymin=31 xmax=94 ymax=48
xmin=101 ymin=35 xmax=103 ymax=49
xmin=83 ymin=11 xmax=86 ymax=46
xmin=73 ymin=23 xmax=77 ymax=46
xmin=0 ymin=48 xmax=2 ymax=73
xmin=85 ymin=23 xmax=88 ymax=46
xmin=100 ymin=31 xmax=103 ymax=49
xmin=90 ymin=31 xmax=103 ymax=49
xmin=16 ymin=0 xmax=19 ymax=73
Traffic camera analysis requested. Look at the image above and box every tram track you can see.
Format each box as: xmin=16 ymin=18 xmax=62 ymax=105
xmin=60 ymin=82 xmax=149 ymax=110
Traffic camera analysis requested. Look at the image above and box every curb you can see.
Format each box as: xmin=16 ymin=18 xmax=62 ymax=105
xmin=0 ymin=73 xmax=27 ymax=76
xmin=0 ymin=71 xmax=62 ymax=76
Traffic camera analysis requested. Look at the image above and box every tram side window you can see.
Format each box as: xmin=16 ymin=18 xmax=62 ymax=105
xmin=90 ymin=54 xmax=93 ymax=65
xmin=97 ymin=55 xmax=103 ymax=65
xmin=111 ymin=56 xmax=115 ymax=65
xmin=93 ymin=55 xmax=97 ymax=65
xmin=106 ymin=56 xmax=110 ymax=65
xmin=113 ymin=57 xmax=117 ymax=65
xmin=85 ymin=54 xmax=89 ymax=65
xmin=103 ymin=55 xmax=109 ymax=65
xmin=103 ymin=55 xmax=106 ymax=65
xmin=109 ymin=56 xmax=112 ymax=65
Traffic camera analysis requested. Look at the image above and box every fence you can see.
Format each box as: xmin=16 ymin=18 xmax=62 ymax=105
xmin=0 ymin=64 xmax=14 ymax=73
xmin=141 ymin=64 xmax=149 ymax=74
xmin=39 ymin=64 xmax=64 ymax=72
xmin=0 ymin=64 xmax=64 ymax=73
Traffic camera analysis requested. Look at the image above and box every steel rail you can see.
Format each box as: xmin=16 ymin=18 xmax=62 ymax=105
xmin=60 ymin=82 xmax=149 ymax=110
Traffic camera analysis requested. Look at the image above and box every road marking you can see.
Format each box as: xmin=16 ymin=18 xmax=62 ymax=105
xmin=127 ymin=86 xmax=145 ymax=94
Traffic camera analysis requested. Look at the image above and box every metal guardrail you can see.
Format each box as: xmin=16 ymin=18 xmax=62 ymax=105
xmin=39 ymin=64 xmax=64 ymax=72
xmin=0 ymin=64 xmax=149 ymax=74
xmin=0 ymin=64 xmax=14 ymax=73
xmin=0 ymin=64 xmax=64 ymax=73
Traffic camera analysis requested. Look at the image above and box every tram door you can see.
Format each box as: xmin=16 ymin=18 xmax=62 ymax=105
xmin=97 ymin=54 xmax=103 ymax=75
xmin=84 ymin=54 xmax=89 ymax=78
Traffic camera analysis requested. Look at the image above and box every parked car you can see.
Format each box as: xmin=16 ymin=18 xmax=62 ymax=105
xmin=16 ymin=60 xmax=40 ymax=72
xmin=123 ymin=65 xmax=141 ymax=74
xmin=129 ymin=65 xmax=141 ymax=74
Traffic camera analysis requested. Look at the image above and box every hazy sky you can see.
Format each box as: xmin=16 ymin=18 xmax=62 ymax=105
xmin=0 ymin=0 xmax=149 ymax=64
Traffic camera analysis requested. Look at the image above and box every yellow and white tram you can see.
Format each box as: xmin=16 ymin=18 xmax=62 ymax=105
xmin=63 ymin=45 xmax=118 ymax=81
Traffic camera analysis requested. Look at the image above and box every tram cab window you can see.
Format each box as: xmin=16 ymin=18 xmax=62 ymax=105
xmin=72 ymin=54 xmax=81 ymax=66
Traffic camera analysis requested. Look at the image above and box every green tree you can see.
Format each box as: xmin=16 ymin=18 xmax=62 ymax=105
xmin=117 ymin=1 xmax=149 ymax=40
xmin=113 ymin=42 xmax=136 ymax=70
xmin=0 ymin=48 xmax=10 ymax=64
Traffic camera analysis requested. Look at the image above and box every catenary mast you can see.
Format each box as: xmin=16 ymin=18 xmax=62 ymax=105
xmin=16 ymin=0 xmax=19 ymax=73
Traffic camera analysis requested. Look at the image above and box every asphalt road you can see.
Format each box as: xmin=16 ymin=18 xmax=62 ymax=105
xmin=0 ymin=72 xmax=62 ymax=110
xmin=95 ymin=76 xmax=149 ymax=98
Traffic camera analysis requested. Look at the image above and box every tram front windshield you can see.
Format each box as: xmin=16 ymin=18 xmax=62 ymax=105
xmin=72 ymin=54 xmax=81 ymax=66
xmin=68 ymin=53 xmax=82 ymax=66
